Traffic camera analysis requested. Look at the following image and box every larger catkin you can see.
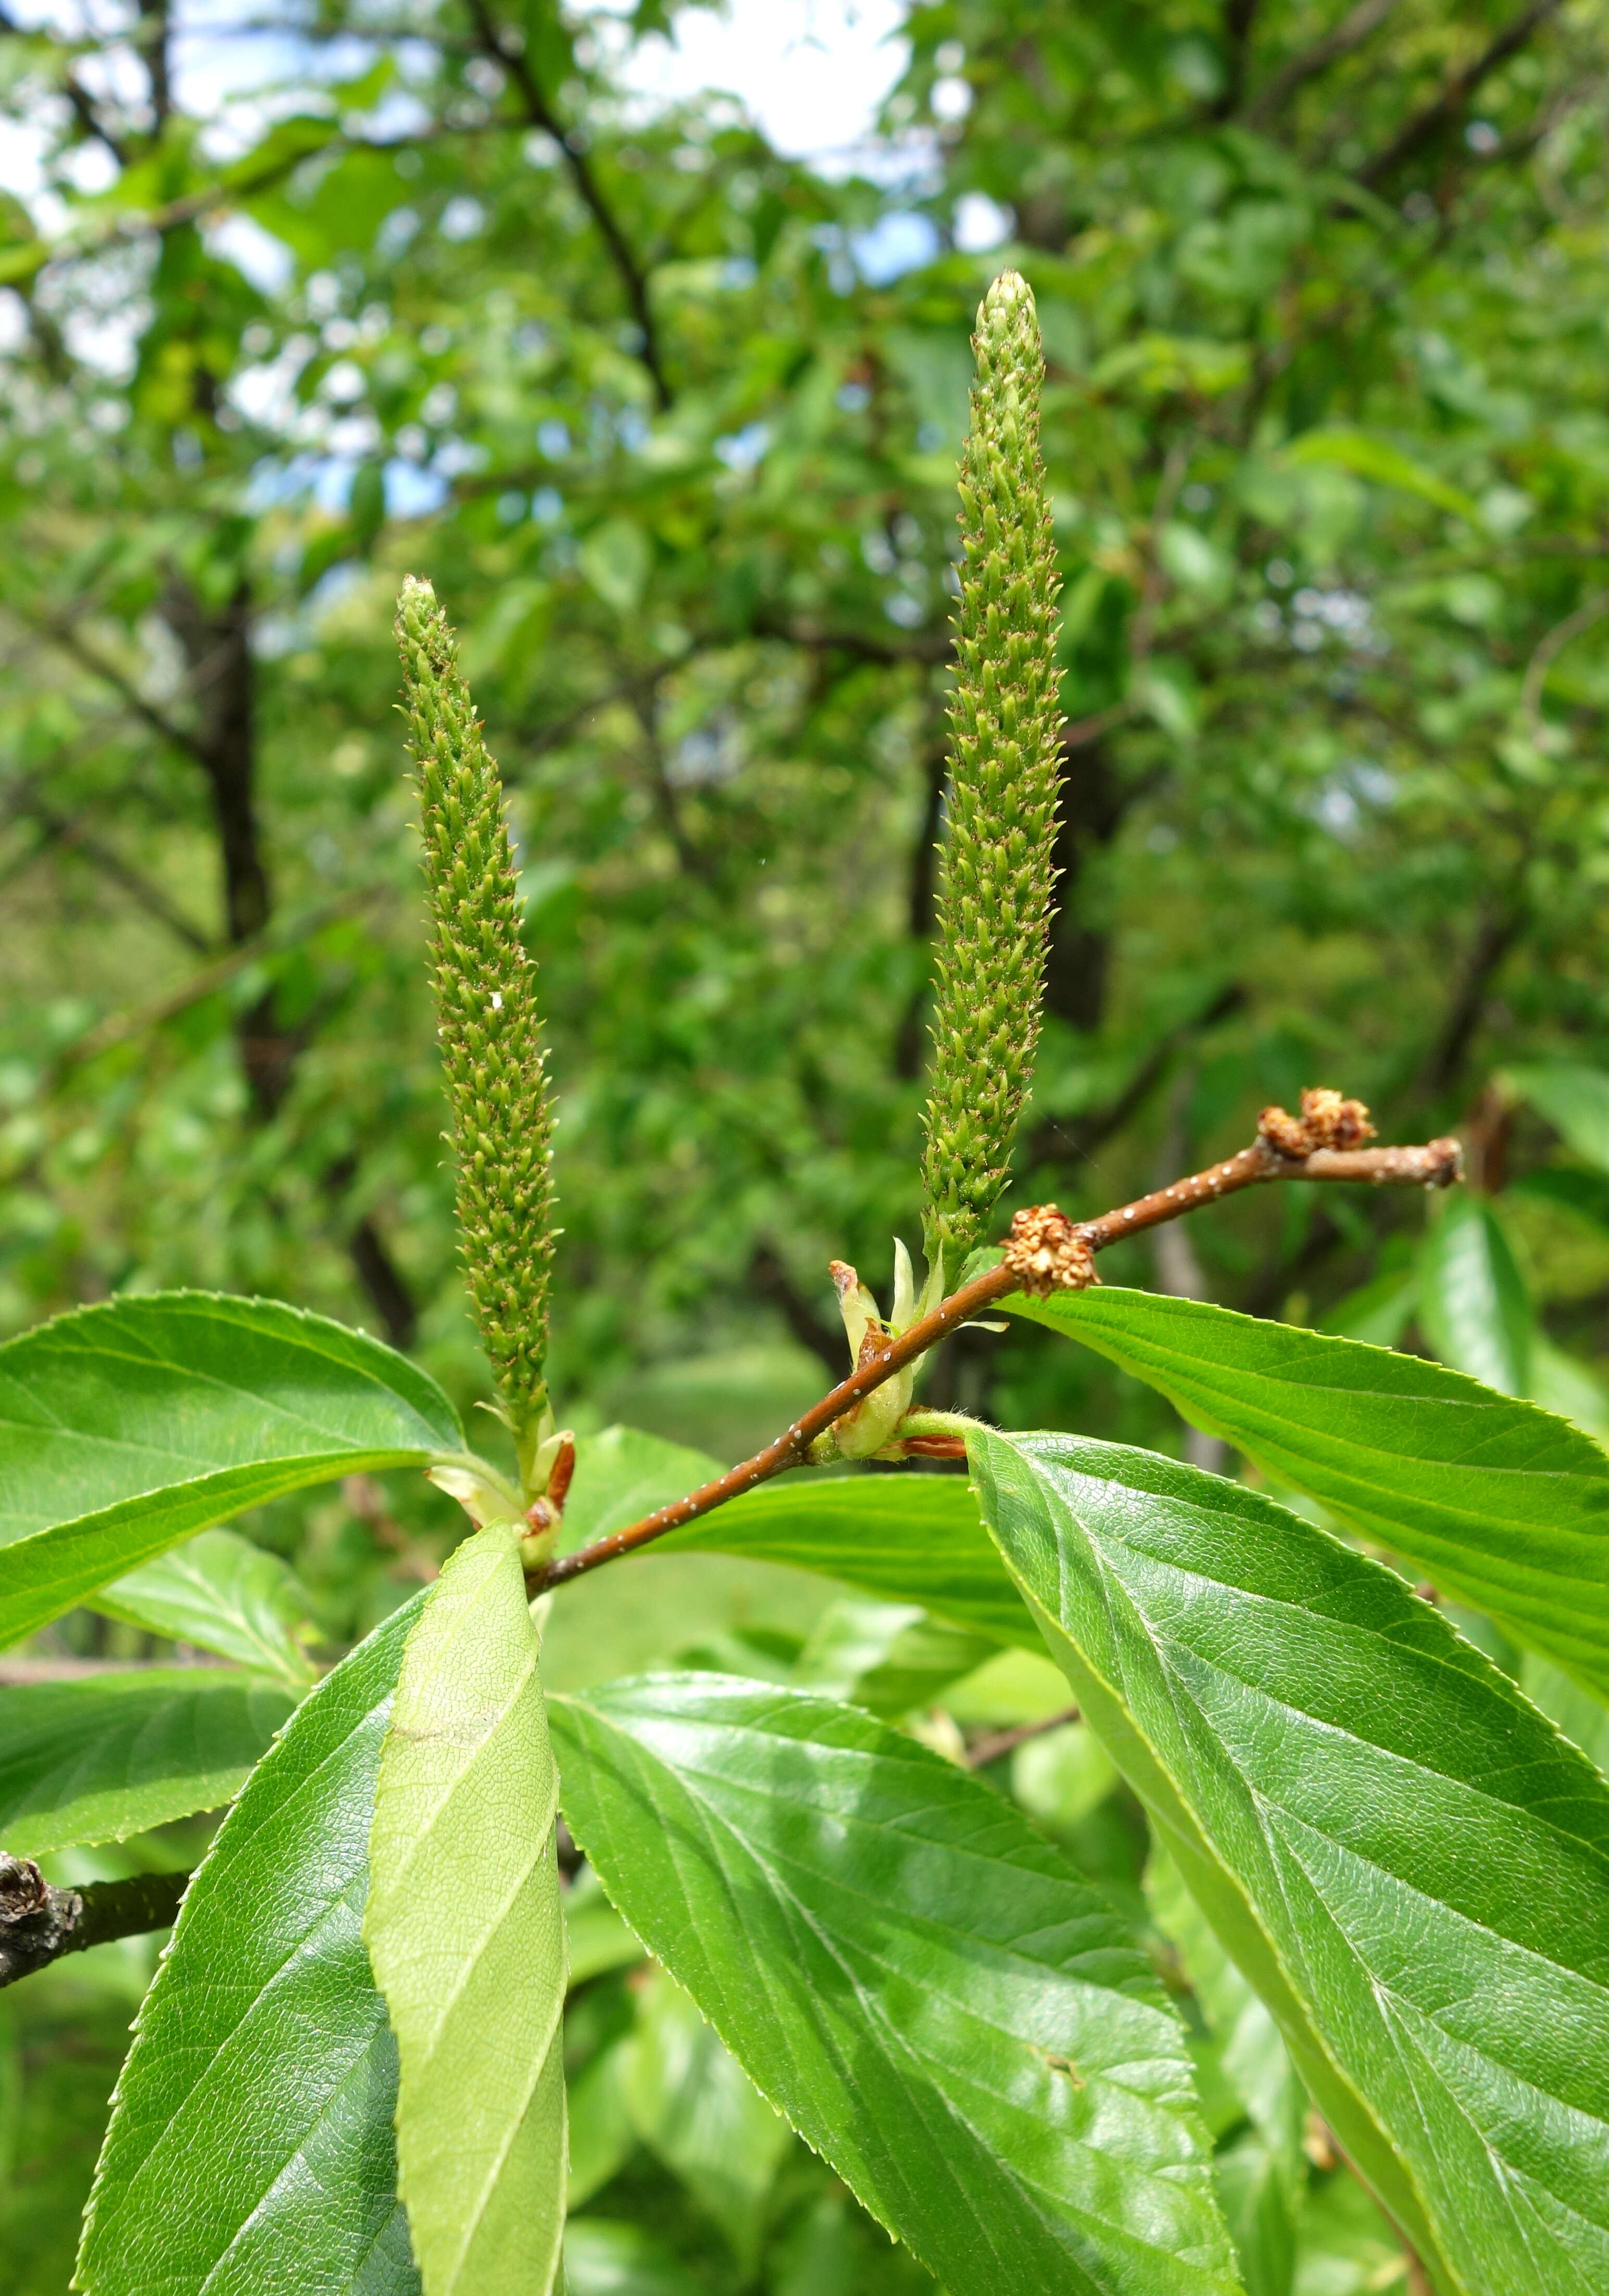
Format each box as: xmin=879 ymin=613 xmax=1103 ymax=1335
xmin=396 ymin=576 xmax=554 ymax=1460
xmin=920 ymin=270 xmax=1063 ymax=1280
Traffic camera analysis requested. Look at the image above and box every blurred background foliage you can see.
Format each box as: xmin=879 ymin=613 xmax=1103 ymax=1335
xmin=7 ymin=0 xmax=1609 ymax=2287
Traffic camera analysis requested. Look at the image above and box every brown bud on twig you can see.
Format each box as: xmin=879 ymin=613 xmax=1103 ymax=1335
xmin=1003 ymin=1205 xmax=1098 ymax=1298
xmin=1258 ymin=1086 xmax=1376 ymax=1160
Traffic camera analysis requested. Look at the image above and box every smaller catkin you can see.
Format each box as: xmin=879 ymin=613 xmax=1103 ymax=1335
xmin=920 ymin=270 xmax=1063 ymax=1279
xmin=396 ymin=576 xmax=554 ymax=1460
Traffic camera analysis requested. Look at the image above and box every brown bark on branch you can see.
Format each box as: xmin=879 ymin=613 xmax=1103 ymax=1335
xmin=0 ymin=1855 xmax=187 ymax=1990
xmin=535 ymin=1119 xmax=1461 ymax=1593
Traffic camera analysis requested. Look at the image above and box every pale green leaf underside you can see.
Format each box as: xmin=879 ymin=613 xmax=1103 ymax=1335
xmin=551 ymin=1673 xmax=1238 ymax=2296
xmin=1012 ymin=1285 xmax=1609 ymax=1694
xmin=0 ymin=1292 xmax=462 ymax=1648
xmin=366 ymin=1519 xmax=567 ymax=2296
xmin=0 ymin=1666 xmax=295 ymax=1855
xmin=78 ymin=1595 xmax=427 ymax=2296
xmin=970 ymin=1426 xmax=1609 ymax=2296
xmin=89 ymin=1527 xmax=320 ymax=1685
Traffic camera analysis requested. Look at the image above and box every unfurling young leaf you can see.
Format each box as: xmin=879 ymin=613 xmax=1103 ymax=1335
xmin=366 ymin=1517 xmax=567 ymax=2296
xmin=919 ymin=269 xmax=1063 ymax=1287
xmin=397 ymin=576 xmax=557 ymax=1492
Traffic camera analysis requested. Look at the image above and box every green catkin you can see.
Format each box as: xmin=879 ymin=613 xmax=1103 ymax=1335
xmin=920 ymin=270 xmax=1064 ymax=1281
xmin=396 ymin=575 xmax=555 ymax=1476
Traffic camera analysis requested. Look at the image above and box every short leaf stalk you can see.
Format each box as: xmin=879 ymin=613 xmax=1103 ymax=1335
xmin=919 ymin=269 xmax=1063 ymax=1296
xmin=397 ymin=576 xmax=564 ymax=1531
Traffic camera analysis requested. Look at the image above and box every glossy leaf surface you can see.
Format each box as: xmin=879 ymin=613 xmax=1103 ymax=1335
xmin=624 ymin=1971 xmax=789 ymax=2271
xmin=564 ymin=1866 xmax=644 ymax=1989
xmin=563 ymin=2219 xmax=702 ymax=2296
xmin=1511 ymin=1163 xmax=1609 ymax=1236
xmin=89 ymin=1527 xmax=320 ymax=1685
xmin=970 ymin=1426 xmax=1609 ymax=2296
xmin=667 ymin=1473 xmax=1035 ymax=1647
xmin=567 ymin=2043 xmax=636 ymax=2211
xmin=1417 ymin=1195 xmax=1532 ymax=1395
xmin=552 ymin=1672 xmax=1237 ymax=2296
xmin=78 ymin=1594 xmax=425 ymax=2296
xmin=1504 ymin=1062 xmax=1609 ymax=1170
xmin=1013 ymin=1284 xmax=1609 ymax=1692
xmin=0 ymin=1293 xmax=462 ymax=1648
xmin=366 ymin=1518 xmax=567 ymax=2296
xmin=1524 ymin=1655 xmax=1609 ymax=1776
xmin=0 ymin=1666 xmax=295 ymax=1855
xmin=790 ymin=1594 xmax=997 ymax=1715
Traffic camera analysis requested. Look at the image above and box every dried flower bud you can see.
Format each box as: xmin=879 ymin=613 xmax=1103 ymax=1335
xmin=1300 ymin=1087 xmax=1375 ymax=1149
xmin=1258 ymin=1105 xmax=1312 ymax=1160
xmin=1003 ymin=1204 xmax=1098 ymax=1299
xmin=1258 ymin=1087 xmax=1376 ymax=1160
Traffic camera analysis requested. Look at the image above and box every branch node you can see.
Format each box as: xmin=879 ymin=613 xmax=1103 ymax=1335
xmin=1003 ymin=1204 xmax=1099 ymax=1298
xmin=1258 ymin=1086 xmax=1376 ymax=1160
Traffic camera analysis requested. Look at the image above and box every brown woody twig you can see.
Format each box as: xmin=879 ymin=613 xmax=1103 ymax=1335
xmin=0 ymin=1855 xmax=187 ymax=1991
xmin=534 ymin=1097 xmax=1460 ymax=1594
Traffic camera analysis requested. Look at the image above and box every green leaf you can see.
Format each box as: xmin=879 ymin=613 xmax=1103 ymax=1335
xmin=79 ymin=1592 xmax=425 ymax=2295
xmin=581 ymin=518 xmax=651 ymax=613
xmin=1504 ymin=1062 xmax=1609 ymax=1171
xmin=563 ymin=2219 xmax=702 ymax=2296
xmin=0 ymin=1292 xmax=463 ymax=1649
xmin=1317 ymin=1265 xmax=1418 ymax=1347
xmin=790 ymin=1594 xmax=997 ymax=1714
xmin=565 ymin=1865 xmax=645 ymax=1988
xmin=88 ymin=1527 xmax=319 ymax=1685
xmin=1511 ymin=1164 xmax=1609 ymax=1236
xmin=970 ymin=1426 xmax=1609 ymax=2296
xmin=559 ymin=1429 xmax=1033 ymax=1654
xmin=1523 ymin=1654 xmax=1609 ymax=1775
xmin=542 ymin=1547 xmax=839 ymax=1696
xmin=1149 ymin=1844 xmax=1306 ymax=2296
xmin=1212 ymin=2139 xmax=1297 ymax=2296
xmin=1417 ymin=1195 xmax=1532 ymax=1394
xmin=1011 ymin=1285 xmax=1609 ymax=1694
xmin=1011 ymin=1716 xmax=1118 ymax=1829
xmin=567 ymin=2041 xmax=636 ymax=2210
xmin=1283 ymin=428 xmax=1480 ymax=522
xmin=551 ymin=1673 xmax=1238 ymax=2296
xmin=365 ymin=1518 xmax=567 ymax=2296
xmin=666 ymin=1473 xmax=1036 ymax=1647
xmin=1529 ymin=1336 xmax=1609 ymax=1440
xmin=624 ymin=1970 xmax=790 ymax=2270
xmin=0 ymin=1667 xmax=296 ymax=1855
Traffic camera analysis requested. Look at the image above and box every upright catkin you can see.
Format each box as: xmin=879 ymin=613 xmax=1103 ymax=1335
xmin=396 ymin=576 xmax=554 ymax=1469
xmin=920 ymin=270 xmax=1063 ymax=1281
